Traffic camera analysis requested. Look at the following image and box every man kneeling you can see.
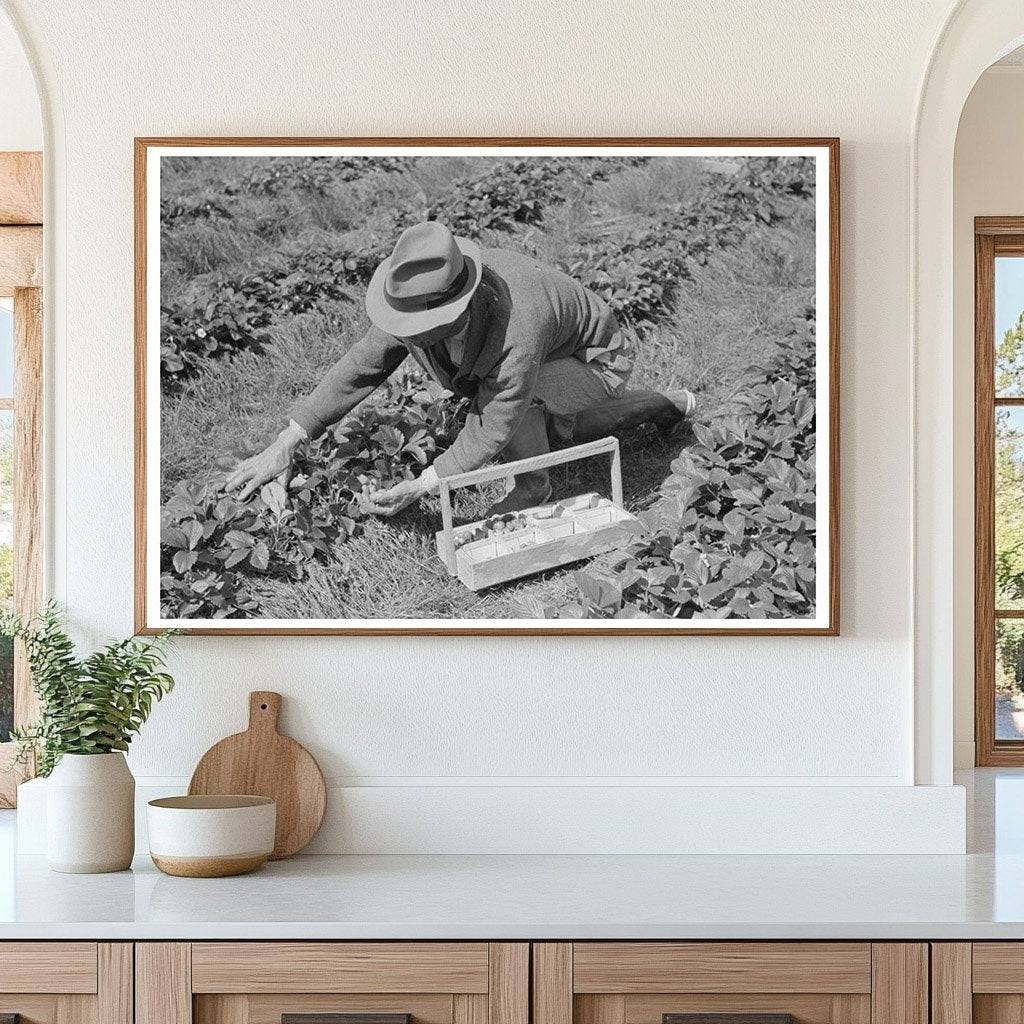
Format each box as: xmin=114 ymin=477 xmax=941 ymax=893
xmin=226 ymin=221 xmax=696 ymax=516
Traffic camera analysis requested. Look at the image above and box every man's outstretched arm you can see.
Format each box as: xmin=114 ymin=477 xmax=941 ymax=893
xmin=225 ymin=326 xmax=407 ymax=500
xmin=288 ymin=325 xmax=409 ymax=439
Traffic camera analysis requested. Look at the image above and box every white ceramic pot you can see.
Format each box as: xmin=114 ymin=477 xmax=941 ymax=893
xmin=46 ymin=752 xmax=135 ymax=873
xmin=147 ymin=795 xmax=276 ymax=877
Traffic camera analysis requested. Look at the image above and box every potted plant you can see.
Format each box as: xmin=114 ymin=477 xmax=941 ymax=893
xmin=2 ymin=604 xmax=176 ymax=873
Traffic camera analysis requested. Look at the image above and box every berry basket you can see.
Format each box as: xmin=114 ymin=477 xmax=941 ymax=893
xmin=434 ymin=435 xmax=642 ymax=591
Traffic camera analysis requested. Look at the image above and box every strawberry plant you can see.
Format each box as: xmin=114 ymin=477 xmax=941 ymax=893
xmin=159 ymin=154 xmax=819 ymax=620
xmin=161 ymin=186 xmax=236 ymax=226
xmin=556 ymin=159 xmax=812 ymax=327
xmin=243 ymin=156 xmax=413 ymax=198
xmin=161 ymin=283 xmax=273 ymax=383
xmin=161 ymin=254 xmax=364 ymax=387
xmin=160 ymin=372 xmax=467 ymax=618
xmin=561 ymin=227 xmax=695 ymax=323
xmin=426 ymin=160 xmax=569 ymax=235
xmin=162 ymin=156 xmax=811 ymax=386
xmin=425 ymin=157 xmax=651 ymax=238
xmin=549 ymin=311 xmax=817 ymax=621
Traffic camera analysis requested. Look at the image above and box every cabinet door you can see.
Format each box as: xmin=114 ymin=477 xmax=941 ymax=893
xmin=935 ymin=943 xmax=1024 ymax=1024
xmin=0 ymin=942 xmax=132 ymax=1024
xmin=534 ymin=943 xmax=927 ymax=1024
xmin=137 ymin=943 xmax=528 ymax=1024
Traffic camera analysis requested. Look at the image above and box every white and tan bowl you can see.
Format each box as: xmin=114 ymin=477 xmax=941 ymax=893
xmin=147 ymin=795 xmax=276 ymax=878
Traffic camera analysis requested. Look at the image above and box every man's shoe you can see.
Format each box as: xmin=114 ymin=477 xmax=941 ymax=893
xmin=663 ymin=389 xmax=697 ymax=418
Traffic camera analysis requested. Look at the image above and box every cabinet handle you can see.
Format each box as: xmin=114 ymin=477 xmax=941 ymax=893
xmin=664 ymin=1016 xmax=796 ymax=1024
xmin=283 ymin=1016 xmax=411 ymax=1024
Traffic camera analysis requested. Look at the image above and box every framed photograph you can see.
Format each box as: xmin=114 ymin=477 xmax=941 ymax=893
xmin=135 ymin=137 xmax=839 ymax=635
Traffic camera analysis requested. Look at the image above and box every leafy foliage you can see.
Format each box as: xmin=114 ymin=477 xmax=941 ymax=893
xmin=981 ymin=308 xmax=1024 ymax=696
xmin=998 ymin=622 xmax=1024 ymax=700
xmin=423 ymin=157 xmax=649 ymax=236
xmin=161 ymin=254 xmax=365 ymax=387
xmin=160 ymin=373 xmax=467 ymax=618
xmin=0 ymin=634 xmax=11 ymax=743
xmin=996 ymin=410 xmax=1024 ymax=606
xmin=550 ymin=311 xmax=817 ymax=620
xmin=242 ymin=155 xmax=414 ymax=198
xmin=161 ymin=156 xmax=812 ymax=388
xmin=993 ymin=314 xmax=1024 ymax=622
xmin=161 ymin=186 xmax=236 ymax=226
xmin=998 ymin=311 xmax=1024 ymax=395
xmin=558 ymin=159 xmax=813 ymax=325
xmin=159 ymin=153 xmax=818 ymax=620
xmin=425 ymin=160 xmax=572 ymax=234
xmin=0 ymin=548 xmax=13 ymax=603
xmin=1 ymin=604 xmax=176 ymax=776
xmin=161 ymin=281 xmax=273 ymax=383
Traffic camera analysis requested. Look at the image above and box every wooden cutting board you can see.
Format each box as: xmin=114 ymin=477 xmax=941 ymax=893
xmin=188 ymin=691 xmax=326 ymax=859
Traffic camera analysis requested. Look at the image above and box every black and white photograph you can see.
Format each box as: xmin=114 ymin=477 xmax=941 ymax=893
xmin=138 ymin=140 xmax=838 ymax=634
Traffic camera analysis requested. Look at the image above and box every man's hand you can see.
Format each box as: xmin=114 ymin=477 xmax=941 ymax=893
xmin=363 ymin=466 xmax=440 ymax=517
xmin=224 ymin=423 xmax=306 ymax=502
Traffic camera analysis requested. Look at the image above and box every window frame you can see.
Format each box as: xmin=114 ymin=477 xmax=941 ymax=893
xmin=975 ymin=217 xmax=1024 ymax=765
xmin=0 ymin=151 xmax=43 ymax=806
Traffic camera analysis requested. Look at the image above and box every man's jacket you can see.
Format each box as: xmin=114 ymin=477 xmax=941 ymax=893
xmin=289 ymin=247 xmax=620 ymax=477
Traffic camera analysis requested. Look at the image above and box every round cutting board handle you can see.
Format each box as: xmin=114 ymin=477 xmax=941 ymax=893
xmin=248 ymin=691 xmax=282 ymax=733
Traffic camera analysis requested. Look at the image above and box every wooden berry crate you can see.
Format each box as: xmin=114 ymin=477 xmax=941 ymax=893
xmin=434 ymin=436 xmax=642 ymax=591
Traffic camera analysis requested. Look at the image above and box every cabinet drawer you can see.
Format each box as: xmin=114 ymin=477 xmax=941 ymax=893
xmin=139 ymin=942 xmax=528 ymax=1024
xmin=973 ymin=943 xmax=1024 ymax=992
xmin=572 ymin=943 xmax=872 ymax=994
xmin=534 ymin=943 xmax=925 ymax=1024
xmin=0 ymin=943 xmax=130 ymax=1024
xmin=198 ymin=993 xmax=457 ymax=1024
xmin=191 ymin=943 xmax=490 ymax=993
xmin=934 ymin=942 xmax=1024 ymax=1024
xmin=0 ymin=942 xmax=98 ymax=993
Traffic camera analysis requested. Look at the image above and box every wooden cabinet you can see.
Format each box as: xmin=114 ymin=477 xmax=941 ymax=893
xmin=0 ymin=942 xmax=132 ymax=1024
xmin=931 ymin=943 xmax=1024 ymax=1024
xmin=136 ymin=943 xmax=528 ymax=1024
xmin=0 ymin=938 xmax=941 ymax=1024
xmin=532 ymin=943 xmax=928 ymax=1024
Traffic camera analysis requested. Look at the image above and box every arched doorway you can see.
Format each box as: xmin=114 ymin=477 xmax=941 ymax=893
xmin=914 ymin=0 xmax=1024 ymax=785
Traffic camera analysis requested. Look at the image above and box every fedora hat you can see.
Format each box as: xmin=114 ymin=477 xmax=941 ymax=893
xmin=365 ymin=222 xmax=482 ymax=336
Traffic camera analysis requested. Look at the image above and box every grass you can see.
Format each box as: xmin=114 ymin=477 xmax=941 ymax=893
xmin=590 ymin=156 xmax=706 ymax=216
xmin=638 ymin=228 xmax=815 ymax=408
xmin=159 ymin=155 xmax=815 ymax=620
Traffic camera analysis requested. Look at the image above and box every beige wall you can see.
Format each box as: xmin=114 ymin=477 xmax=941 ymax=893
xmin=953 ymin=65 xmax=1024 ymax=767
xmin=6 ymin=0 xmax=945 ymax=780
xmin=0 ymin=9 xmax=40 ymax=150
xmin=0 ymin=0 xmax=995 ymax=850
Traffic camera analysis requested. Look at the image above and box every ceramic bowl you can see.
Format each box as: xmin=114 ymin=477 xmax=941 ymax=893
xmin=147 ymin=795 xmax=276 ymax=877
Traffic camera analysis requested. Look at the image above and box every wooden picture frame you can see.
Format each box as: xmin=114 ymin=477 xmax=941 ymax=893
xmin=135 ymin=137 xmax=840 ymax=636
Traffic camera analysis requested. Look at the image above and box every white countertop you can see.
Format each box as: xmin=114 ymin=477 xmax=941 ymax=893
xmin=0 ymin=848 xmax=1022 ymax=940
xmin=0 ymin=769 xmax=1021 ymax=941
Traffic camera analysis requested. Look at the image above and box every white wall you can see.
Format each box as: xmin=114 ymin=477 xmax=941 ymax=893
xmin=1 ymin=0 xmax=973 ymax=851
xmin=0 ymin=8 xmax=40 ymax=151
xmin=952 ymin=65 xmax=1024 ymax=768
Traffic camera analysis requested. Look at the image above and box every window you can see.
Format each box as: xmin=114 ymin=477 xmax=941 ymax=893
xmin=975 ymin=220 xmax=1024 ymax=764
xmin=0 ymin=151 xmax=42 ymax=806
xmin=0 ymin=288 xmax=40 ymax=805
xmin=0 ymin=299 xmax=11 ymax=745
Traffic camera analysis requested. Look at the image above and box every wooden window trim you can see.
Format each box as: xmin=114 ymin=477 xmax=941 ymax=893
xmin=0 ymin=288 xmax=43 ymax=805
xmin=975 ymin=217 xmax=1024 ymax=765
xmin=0 ymin=151 xmax=43 ymax=807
